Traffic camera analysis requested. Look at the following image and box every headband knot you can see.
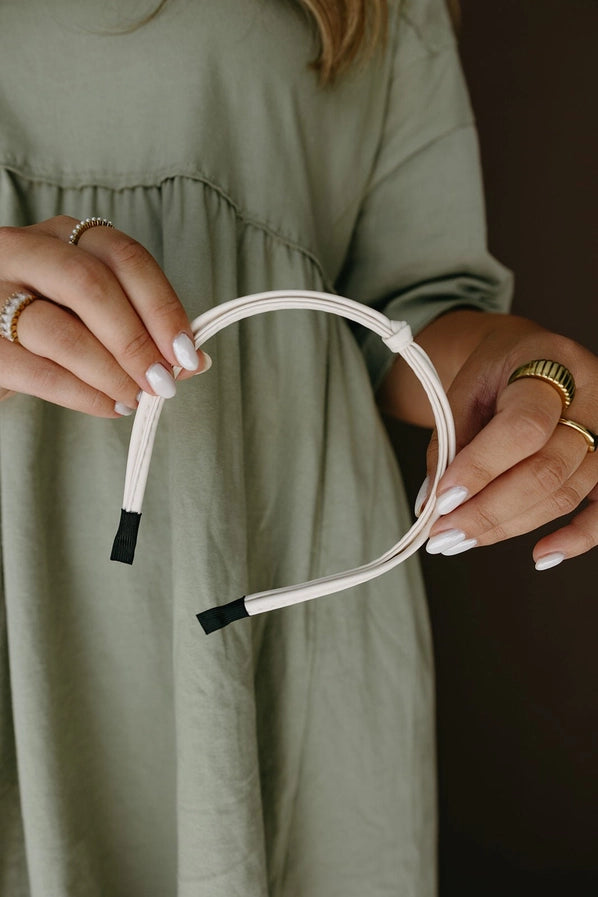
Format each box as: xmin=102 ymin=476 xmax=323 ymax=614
xmin=382 ymin=320 xmax=412 ymax=353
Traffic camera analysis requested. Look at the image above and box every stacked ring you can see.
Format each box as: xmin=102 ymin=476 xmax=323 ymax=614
xmin=558 ymin=417 xmax=597 ymax=453
xmin=68 ymin=217 xmax=114 ymax=246
xmin=0 ymin=290 xmax=37 ymax=343
xmin=509 ymin=358 xmax=597 ymax=454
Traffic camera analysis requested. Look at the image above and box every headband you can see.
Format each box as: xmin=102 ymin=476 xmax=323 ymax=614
xmin=110 ymin=290 xmax=455 ymax=633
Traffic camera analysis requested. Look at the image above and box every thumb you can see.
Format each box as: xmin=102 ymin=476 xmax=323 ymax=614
xmin=417 ymin=362 xmax=499 ymax=517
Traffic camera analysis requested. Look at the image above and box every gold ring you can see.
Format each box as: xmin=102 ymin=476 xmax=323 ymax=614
xmin=0 ymin=290 xmax=37 ymax=343
xmin=68 ymin=217 xmax=114 ymax=246
xmin=558 ymin=417 xmax=597 ymax=453
xmin=508 ymin=359 xmax=575 ymax=409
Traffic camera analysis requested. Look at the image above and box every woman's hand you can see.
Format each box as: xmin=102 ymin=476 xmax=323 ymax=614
xmin=0 ymin=216 xmax=210 ymax=417
xmin=378 ymin=310 xmax=598 ymax=568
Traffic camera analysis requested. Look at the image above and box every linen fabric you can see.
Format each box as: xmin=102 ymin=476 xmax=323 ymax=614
xmin=0 ymin=1 xmax=512 ymax=895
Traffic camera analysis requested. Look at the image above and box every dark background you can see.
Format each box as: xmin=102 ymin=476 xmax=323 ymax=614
xmin=386 ymin=0 xmax=598 ymax=892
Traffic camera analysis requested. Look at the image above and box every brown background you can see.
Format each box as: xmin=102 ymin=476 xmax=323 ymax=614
xmin=386 ymin=0 xmax=598 ymax=892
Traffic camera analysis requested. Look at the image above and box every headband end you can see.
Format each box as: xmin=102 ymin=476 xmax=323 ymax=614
xmin=196 ymin=596 xmax=249 ymax=634
xmin=110 ymin=509 xmax=142 ymax=564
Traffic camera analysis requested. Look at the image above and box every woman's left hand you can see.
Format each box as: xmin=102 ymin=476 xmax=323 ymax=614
xmin=420 ymin=313 xmax=598 ymax=568
xmin=378 ymin=308 xmax=598 ymax=569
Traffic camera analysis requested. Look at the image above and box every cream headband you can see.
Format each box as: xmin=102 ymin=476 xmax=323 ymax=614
xmin=111 ymin=290 xmax=455 ymax=633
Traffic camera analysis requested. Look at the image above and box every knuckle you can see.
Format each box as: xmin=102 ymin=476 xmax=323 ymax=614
xmin=61 ymin=253 xmax=108 ymax=299
xmin=53 ymin=214 xmax=79 ymax=231
xmin=466 ymin=457 xmax=494 ymax=485
xmin=110 ymin=235 xmax=151 ymax=270
xmin=550 ymin=483 xmax=584 ymax=517
xmin=150 ymin=292 xmax=184 ymax=324
xmin=111 ymin=365 xmax=138 ymax=399
xmin=529 ymin=452 xmax=569 ymax=494
xmin=120 ymin=328 xmax=154 ymax=362
xmin=0 ymin=225 xmax=22 ymax=254
xmin=545 ymin=334 xmax=580 ymax=362
xmin=473 ymin=504 xmax=503 ymax=535
xmin=487 ymin=522 xmax=509 ymax=543
xmin=87 ymin=388 xmax=112 ymax=417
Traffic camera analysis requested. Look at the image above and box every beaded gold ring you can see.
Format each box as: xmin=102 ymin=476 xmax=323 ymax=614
xmin=68 ymin=217 xmax=114 ymax=246
xmin=0 ymin=290 xmax=37 ymax=343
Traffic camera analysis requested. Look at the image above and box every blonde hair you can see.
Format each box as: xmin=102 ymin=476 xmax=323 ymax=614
xmin=302 ymin=0 xmax=461 ymax=83
xmin=131 ymin=1 xmax=460 ymax=85
xmin=298 ymin=0 xmax=388 ymax=84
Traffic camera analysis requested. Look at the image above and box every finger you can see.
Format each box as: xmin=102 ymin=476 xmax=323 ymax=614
xmin=430 ymin=449 xmax=597 ymax=559
xmin=428 ymin=423 xmax=592 ymax=546
xmin=0 ymin=225 xmax=176 ymax=397
xmin=430 ymin=376 xmax=563 ymax=517
xmin=0 ymin=225 xmax=203 ymax=398
xmin=0 ymin=331 xmax=126 ymax=418
xmin=36 ymin=217 xmax=208 ymax=378
xmin=16 ymin=294 xmax=140 ymax=410
xmin=421 ymin=356 xmax=516 ymax=516
xmin=416 ymin=428 xmax=438 ymax=516
xmin=533 ymin=485 xmax=598 ymax=567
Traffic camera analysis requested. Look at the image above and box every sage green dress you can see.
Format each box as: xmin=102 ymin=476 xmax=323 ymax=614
xmin=0 ymin=1 xmax=512 ymax=895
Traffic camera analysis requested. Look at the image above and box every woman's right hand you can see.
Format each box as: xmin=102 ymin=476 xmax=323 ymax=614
xmin=0 ymin=215 xmax=211 ymax=417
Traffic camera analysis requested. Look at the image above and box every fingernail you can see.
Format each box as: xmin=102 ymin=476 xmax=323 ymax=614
xmin=435 ymin=486 xmax=469 ymax=515
xmin=414 ymin=476 xmax=430 ymax=517
xmin=173 ymin=332 xmax=200 ymax=371
xmin=535 ymin=552 xmax=565 ymax=571
xmin=114 ymin=401 xmax=135 ymax=416
xmin=194 ymin=351 xmax=212 ymax=374
xmin=426 ymin=529 xmax=467 ymax=555
xmin=145 ymin=363 xmax=176 ymax=398
xmin=442 ymin=537 xmax=478 ymax=556
xmin=136 ymin=390 xmax=144 ymax=403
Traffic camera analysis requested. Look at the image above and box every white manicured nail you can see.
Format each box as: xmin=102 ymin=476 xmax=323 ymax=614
xmin=194 ymin=351 xmax=212 ymax=374
xmin=145 ymin=363 xmax=176 ymax=398
xmin=114 ymin=402 xmax=135 ymax=416
xmin=535 ymin=552 xmax=565 ymax=571
xmin=435 ymin=486 xmax=469 ymax=515
xmin=442 ymin=537 xmax=478 ymax=556
xmin=414 ymin=476 xmax=430 ymax=517
xmin=136 ymin=390 xmax=144 ymax=403
xmin=173 ymin=332 xmax=200 ymax=371
xmin=426 ymin=529 xmax=467 ymax=555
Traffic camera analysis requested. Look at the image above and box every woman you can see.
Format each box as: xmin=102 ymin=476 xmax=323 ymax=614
xmin=0 ymin=1 xmax=596 ymax=895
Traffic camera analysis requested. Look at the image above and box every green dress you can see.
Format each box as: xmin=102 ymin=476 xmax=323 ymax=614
xmin=0 ymin=1 xmax=512 ymax=894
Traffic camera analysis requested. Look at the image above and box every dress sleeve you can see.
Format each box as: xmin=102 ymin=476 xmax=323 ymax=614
xmin=335 ymin=0 xmax=514 ymax=392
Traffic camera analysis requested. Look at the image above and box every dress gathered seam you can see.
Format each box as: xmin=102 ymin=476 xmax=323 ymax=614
xmin=0 ymin=160 xmax=335 ymax=293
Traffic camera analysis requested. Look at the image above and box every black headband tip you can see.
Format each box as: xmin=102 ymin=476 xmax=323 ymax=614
xmin=196 ymin=596 xmax=249 ymax=634
xmin=110 ymin=509 xmax=142 ymax=564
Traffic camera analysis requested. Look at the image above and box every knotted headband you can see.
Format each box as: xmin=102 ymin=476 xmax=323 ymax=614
xmin=111 ymin=290 xmax=455 ymax=632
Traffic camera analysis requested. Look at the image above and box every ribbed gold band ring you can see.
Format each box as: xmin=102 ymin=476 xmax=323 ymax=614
xmin=508 ymin=359 xmax=576 ymax=409
xmin=558 ymin=417 xmax=597 ymax=453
